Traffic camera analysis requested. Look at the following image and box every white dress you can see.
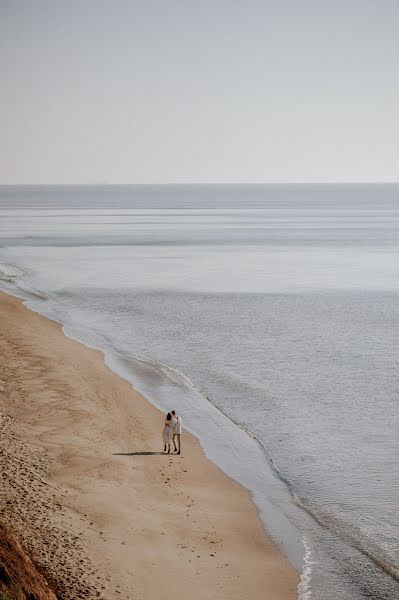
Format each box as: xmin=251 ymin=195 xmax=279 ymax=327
xmin=162 ymin=422 xmax=172 ymax=444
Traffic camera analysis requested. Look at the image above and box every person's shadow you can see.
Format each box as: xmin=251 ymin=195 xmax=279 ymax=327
xmin=112 ymin=451 xmax=166 ymax=456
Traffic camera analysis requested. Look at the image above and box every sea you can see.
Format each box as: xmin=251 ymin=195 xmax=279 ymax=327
xmin=0 ymin=184 xmax=398 ymax=599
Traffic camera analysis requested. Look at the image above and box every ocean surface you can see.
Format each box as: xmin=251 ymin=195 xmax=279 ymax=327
xmin=0 ymin=184 xmax=398 ymax=599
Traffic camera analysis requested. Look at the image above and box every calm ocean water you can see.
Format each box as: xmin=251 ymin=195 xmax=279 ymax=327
xmin=0 ymin=184 xmax=398 ymax=599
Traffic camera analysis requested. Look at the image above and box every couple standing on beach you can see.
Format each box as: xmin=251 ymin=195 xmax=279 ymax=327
xmin=162 ymin=411 xmax=182 ymax=454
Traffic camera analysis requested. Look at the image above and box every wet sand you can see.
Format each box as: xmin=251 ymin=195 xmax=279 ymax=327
xmin=0 ymin=291 xmax=298 ymax=599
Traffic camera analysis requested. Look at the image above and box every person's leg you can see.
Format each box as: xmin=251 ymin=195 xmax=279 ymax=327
xmin=167 ymin=443 xmax=170 ymax=454
xmin=173 ymin=434 xmax=178 ymax=452
xmin=177 ymin=434 xmax=181 ymax=454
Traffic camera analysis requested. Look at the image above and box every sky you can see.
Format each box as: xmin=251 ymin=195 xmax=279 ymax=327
xmin=0 ymin=0 xmax=398 ymax=184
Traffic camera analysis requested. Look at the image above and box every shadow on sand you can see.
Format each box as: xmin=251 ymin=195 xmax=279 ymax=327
xmin=112 ymin=451 xmax=167 ymax=456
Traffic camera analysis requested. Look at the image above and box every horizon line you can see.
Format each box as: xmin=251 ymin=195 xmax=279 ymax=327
xmin=0 ymin=181 xmax=398 ymax=187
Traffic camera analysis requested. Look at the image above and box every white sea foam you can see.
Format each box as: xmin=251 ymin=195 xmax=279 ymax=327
xmin=0 ymin=263 xmax=24 ymax=281
xmin=297 ymin=537 xmax=314 ymax=600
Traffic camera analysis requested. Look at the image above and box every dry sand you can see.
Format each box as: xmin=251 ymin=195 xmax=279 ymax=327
xmin=0 ymin=291 xmax=298 ymax=599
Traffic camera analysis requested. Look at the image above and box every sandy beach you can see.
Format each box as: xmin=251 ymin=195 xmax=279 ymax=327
xmin=0 ymin=290 xmax=298 ymax=599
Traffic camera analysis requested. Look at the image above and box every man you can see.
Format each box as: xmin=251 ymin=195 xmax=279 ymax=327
xmin=171 ymin=410 xmax=182 ymax=454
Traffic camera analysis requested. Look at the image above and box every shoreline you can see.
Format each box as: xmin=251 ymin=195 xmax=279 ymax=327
xmin=0 ymin=290 xmax=299 ymax=599
xmin=0 ymin=277 xmax=306 ymax=571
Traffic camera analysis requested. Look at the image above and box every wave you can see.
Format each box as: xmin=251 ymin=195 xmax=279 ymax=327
xmin=0 ymin=263 xmax=49 ymax=300
xmin=16 ymin=285 xmax=49 ymax=300
xmin=296 ymin=498 xmax=399 ymax=584
xmin=0 ymin=263 xmax=25 ymax=282
xmin=297 ymin=537 xmax=315 ymax=600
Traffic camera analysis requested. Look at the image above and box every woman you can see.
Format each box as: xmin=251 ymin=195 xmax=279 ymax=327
xmin=162 ymin=412 xmax=173 ymax=453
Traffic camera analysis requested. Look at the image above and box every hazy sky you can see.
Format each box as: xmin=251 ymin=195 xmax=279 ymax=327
xmin=1 ymin=1 xmax=398 ymax=184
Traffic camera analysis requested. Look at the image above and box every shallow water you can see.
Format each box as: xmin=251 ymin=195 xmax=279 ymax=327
xmin=1 ymin=184 xmax=398 ymax=599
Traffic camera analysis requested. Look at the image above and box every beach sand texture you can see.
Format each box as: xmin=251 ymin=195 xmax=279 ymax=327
xmin=0 ymin=291 xmax=298 ymax=599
